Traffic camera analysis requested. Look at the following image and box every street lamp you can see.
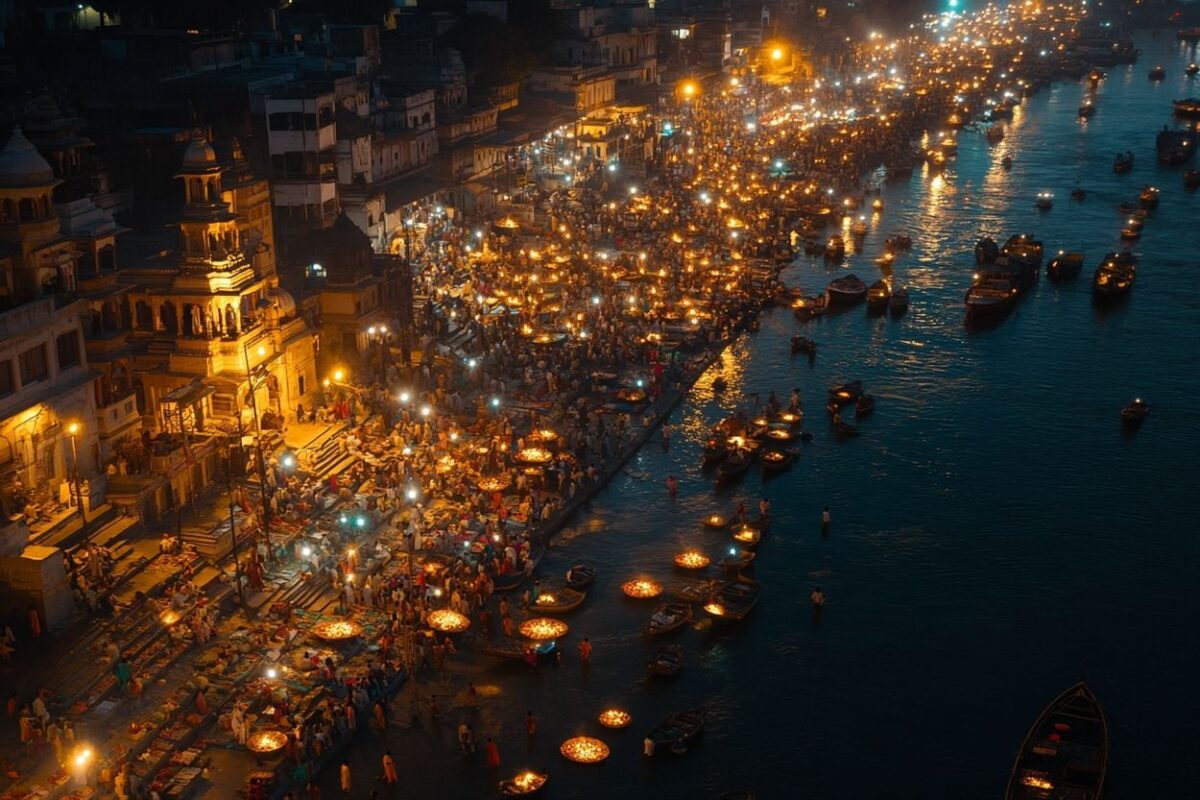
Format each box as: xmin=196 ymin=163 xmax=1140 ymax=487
xmin=66 ymin=422 xmax=88 ymax=534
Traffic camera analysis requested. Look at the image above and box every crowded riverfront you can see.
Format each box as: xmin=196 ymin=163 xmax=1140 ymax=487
xmin=1 ymin=0 xmax=1197 ymax=798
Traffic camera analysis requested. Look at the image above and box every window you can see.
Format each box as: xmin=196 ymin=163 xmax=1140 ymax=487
xmin=298 ymin=375 xmax=306 ymax=397
xmin=56 ymin=331 xmax=81 ymax=370
xmin=19 ymin=345 xmax=48 ymax=384
xmin=0 ymin=360 xmax=13 ymax=397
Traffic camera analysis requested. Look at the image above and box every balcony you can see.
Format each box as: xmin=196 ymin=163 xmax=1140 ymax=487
xmin=96 ymin=390 xmax=140 ymax=439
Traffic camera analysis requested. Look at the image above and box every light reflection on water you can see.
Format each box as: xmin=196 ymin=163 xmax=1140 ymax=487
xmin=333 ymin=33 xmax=1200 ymax=800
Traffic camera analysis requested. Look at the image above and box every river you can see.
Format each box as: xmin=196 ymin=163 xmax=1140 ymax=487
xmin=326 ymin=31 xmax=1199 ymax=799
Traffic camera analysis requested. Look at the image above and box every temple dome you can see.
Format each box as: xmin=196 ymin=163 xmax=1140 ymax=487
xmin=0 ymin=127 xmax=55 ymax=188
xmin=182 ymin=134 xmax=217 ymax=168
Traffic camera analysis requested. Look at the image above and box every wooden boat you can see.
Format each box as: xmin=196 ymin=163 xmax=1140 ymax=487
xmin=1092 ymin=252 xmax=1137 ymax=301
xmin=645 ymin=602 xmax=693 ymax=636
xmin=823 ymin=235 xmax=845 ymax=261
xmin=1088 ymin=68 xmax=1106 ymax=82
xmin=564 ymin=563 xmax=596 ymax=590
xmin=855 ymin=394 xmax=875 ymax=417
xmin=646 ymin=707 xmax=706 ymax=752
xmin=499 ymin=771 xmax=549 ymax=796
xmin=758 ymin=449 xmax=794 ymax=476
xmin=889 ymin=286 xmax=910 ymax=318
xmin=1120 ymin=398 xmax=1148 ymax=425
xmin=885 ymin=233 xmax=911 ymax=251
xmin=674 ymin=579 xmax=723 ymax=603
xmin=790 ymin=335 xmax=816 ymax=355
xmin=1046 ymin=252 xmax=1084 ymax=281
xmin=1157 ymin=128 xmax=1196 ymax=165
xmin=1189 ymin=63 xmax=1200 ymax=77
xmin=987 ymin=125 xmax=1005 ymax=143
xmin=1004 ymin=682 xmax=1107 ymax=800
xmin=703 ymin=578 xmax=761 ymax=622
xmin=484 ymin=639 xmax=555 ymax=663
xmin=1035 ymin=192 xmax=1054 ymax=210
xmin=730 ymin=522 xmax=763 ymax=547
xmin=702 ymin=437 xmax=729 ymax=466
xmin=717 ymin=548 xmax=756 ymax=571
xmin=1138 ymin=185 xmax=1159 ymax=209
xmin=866 ymin=280 xmax=891 ymax=315
xmin=1149 ymin=65 xmax=1166 ymax=81
xmin=1179 ymin=98 xmax=1200 ymax=119
xmin=828 ymin=380 xmax=863 ymax=408
xmin=965 ymin=268 xmax=1022 ymax=322
xmin=1078 ymin=102 xmax=1095 ymax=118
xmin=532 ymin=586 xmax=587 ymax=614
xmin=1184 ymin=169 xmax=1200 ymax=188
xmin=825 ymin=274 xmax=867 ymax=306
xmin=833 ymin=419 xmax=861 ymax=437
xmin=1113 ymin=152 xmax=1134 ymax=173
xmin=715 ymin=451 xmax=752 ymax=483
xmin=646 ymin=644 xmax=684 ymax=677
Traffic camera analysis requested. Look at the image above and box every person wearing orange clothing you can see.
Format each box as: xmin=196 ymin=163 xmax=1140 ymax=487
xmin=578 ymin=637 xmax=592 ymax=663
xmin=381 ymin=751 xmax=398 ymax=785
xmin=484 ymin=737 xmax=501 ymax=767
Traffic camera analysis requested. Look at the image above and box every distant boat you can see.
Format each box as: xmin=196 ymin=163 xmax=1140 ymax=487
xmin=1121 ymin=398 xmax=1149 ymax=425
xmin=1004 ymin=682 xmax=1107 ymax=800
xmin=1179 ymin=27 xmax=1200 ymax=43
xmin=1078 ymin=101 xmax=1095 ymax=118
xmin=975 ymin=237 xmax=1000 ymax=264
xmin=1157 ymin=128 xmax=1196 ymax=164
xmin=889 ymin=286 xmax=910 ymax=317
xmin=866 ymin=280 xmax=891 ymax=315
xmin=1173 ymin=98 xmax=1200 ymax=119
xmin=1113 ymin=152 xmax=1134 ymax=173
xmin=646 ymin=644 xmax=684 ymax=677
xmin=987 ymin=125 xmax=1006 ymax=143
xmin=1185 ymin=169 xmax=1200 ymax=188
xmin=1149 ymin=65 xmax=1166 ymax=81
xmin=1188 ymin=63 xmax=1200 ymax=77
xmin=1001 ymin=234 xmax=1045 ymax=272
xmin=1035 ymin=192 xmax=1054 ymax=210
xmin=825 ymin=274 xmax=867 ymax=306
xmin=1046 ymin=251 xmax=1084 ymax=281
xmin=1139 ymin=185 xmax=1159 ymax=208
xmin=1088 ymin=68 xmax=1106 ymax=83
xmin=824 ymin=235 xmax=846 ymax=260
xmin=646 ymin=707 xmax=705 ymax=753
xmin=828 ymin=380 xmax=863 ymax=408
xmin=1092 ymin=252 xmax=1137 ymax=301
xmin=965 ymin=268 xmax=1022 ymax=321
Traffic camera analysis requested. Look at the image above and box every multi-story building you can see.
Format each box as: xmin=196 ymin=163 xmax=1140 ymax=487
xmin=116 ymin=135 xmax=317 ymax=526
xmin=264 ymin=84 xmax=340 ymax=232
xmin=0 ymin=126 xmax=102 ymax=630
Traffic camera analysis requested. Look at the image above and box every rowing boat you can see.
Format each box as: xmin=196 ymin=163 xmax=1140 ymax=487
xmin=645 ymin=602 xmax=693 ymax=636
xmin=1005 ymin=682 xmax=1107 ymax=800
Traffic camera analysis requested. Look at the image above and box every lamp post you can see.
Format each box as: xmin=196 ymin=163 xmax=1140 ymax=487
xmin=66 ymin=422 xmax=88 ymax=535
xmin=241 ymin=342 xmax=273 ymax=549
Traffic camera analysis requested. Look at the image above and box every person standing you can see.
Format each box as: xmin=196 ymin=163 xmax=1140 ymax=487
xmin=578 ymin=637 xmax=592 ymax=663
xmin=483 ymin=737 xmax=500 ymax=768
xmin=821 ymin=506 xmax=831 ymax=532
xmin=339 ymin=760 xmax=351 ymax=798
xmin=381 ymin=750 xmax=398 ymax=786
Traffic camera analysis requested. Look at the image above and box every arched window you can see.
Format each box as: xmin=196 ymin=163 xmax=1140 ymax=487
xmin=18 ymin=198 xmax=35 ymax=221
xmin=0 ymin=199 xmax=14 ymax=221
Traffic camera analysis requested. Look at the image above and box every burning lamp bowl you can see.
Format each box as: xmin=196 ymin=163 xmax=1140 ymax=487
xmin=767 ymin=428 xmax=792 ymax=441
xmin=621 ymin=579 xmax=663 ymax=599
xmin=528 ymin=429 xmax=559 ymax=443
xmin=597 ymin=708 xmax=632 ymax=729
xmin=428 ymin=609 xmax=471 ymax=633
xmin=519 ymin=618 xmax=569 ymax=641
xmin=515 ymin=447 xmax=554 ymax=465
xmin=560 ymin=736 xmax=610 ymax=764
xmin=732 ymin=525 xmax=762 ymax=545
xmin=477 ymin=476 xmax=512 ymax=492
xmin=500 ymin=770 xmax=548 ymax=796
xmin=312 ymin=620 xmax=363 ymax=641
xmin=247 ymin=730 xmax=288 ymax=754
xmin=702 ymin=514 xmax=727 ymax=528
xmin=703 ymin=602 xmax=726 ymax=617
xmin=674 ymin=551 xmax=711 ymax=570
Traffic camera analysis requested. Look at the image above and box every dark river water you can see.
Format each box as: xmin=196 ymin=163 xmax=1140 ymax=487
xmin=330 ymin=32 xmax=1199 ymax=799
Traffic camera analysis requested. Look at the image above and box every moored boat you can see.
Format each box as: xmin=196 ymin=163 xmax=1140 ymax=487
xmin=986 ymin=125 xmax=1005 ymax=143
xmin=790 ymin=335 xmax=816 ymax=356
xmin=825 ymin=274 xmax=867 ymax=306
xmin=758 ymin=449 xmax=794 ymax=476
xmin=674 ymin=579 xmax=723 ymax=603
xmin=965 ymin=268 xmax=1021 ymax=322
xmin=1157 ymin=128 xmax=1196 ymax=164
xmin=1139 ymin=185 xmax=1159 ymax=209
xmin=702 ymin=578 xmax=761 ymax=622
xmin=1001 ymin=234 xmax=1044 ymax=272
xmin=1004 ymin=682 xmax=1107 ymax=800
xmin=866 ymin=280 xmax=891 ymax=315
xmin=646 ymin=708 xmax=706 ymax=754
xmin=1046 ymin=251 xmax=1084 ymax=281
xmin=645 ymin=602 xmax=693 ymax=636
xmin=717 ymin=547 xmax=756 ymax=572
xmin=715 ymin=451 xmax=752 ymax=483
xmin=1171 ymin=98 xmax=1200 ymax=118
xmin=1120 ymin=398 xmax=1148 ymax=425
xmin=855 ymin=394 xmax=875 ymax=417
xmin=1035 ymin=192 xmax=1054 ymax=210
xmin=828 ymin=380 xmax=863 ymax=408
xmin=1185 ymin=169 xmax=1200 ymax=188
xmin=532 ymin=586 xmax=587 ymax=614
xmin=1092 ymin=252 xmax=1137 ymax=301
xmin=1149 ymin=65 xmax=1166 ymax=81
xmin=1188 ymin=63 xmax=1200 ymax=77
xmin=824 ymin=235 xmax=845 ymax=261
xmin=646 ymin=644 xmax=684 ymax=677
xmin=564 ymin=563 xmax=596 ymax=590
xmin=889 ymin=286 xmax=910 ymax=317
xmin=1113 ymin=151 xmax=1134 ymax=173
